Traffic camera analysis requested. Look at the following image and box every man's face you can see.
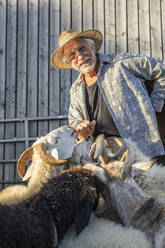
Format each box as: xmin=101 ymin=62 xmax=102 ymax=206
xmin=63 ymin=38 xmax=96 ymax=74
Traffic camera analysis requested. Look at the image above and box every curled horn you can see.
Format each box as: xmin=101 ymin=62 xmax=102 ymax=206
xmin=34 ymin=142 xmax=69 ymax=166
xmin=17 ymin=147 xmax=34 ymax=179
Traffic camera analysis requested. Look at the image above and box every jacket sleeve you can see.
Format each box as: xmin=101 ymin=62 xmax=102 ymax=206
xmin=128 ymin=55 xmax=165 ymax=112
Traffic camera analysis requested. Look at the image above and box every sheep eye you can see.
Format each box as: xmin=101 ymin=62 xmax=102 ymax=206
xmin=54 ymin=137 xmax=59 ymax=144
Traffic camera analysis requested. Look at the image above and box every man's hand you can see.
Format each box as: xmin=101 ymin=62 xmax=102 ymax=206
xmin=76 ymin=120 xmax=96 ymax=140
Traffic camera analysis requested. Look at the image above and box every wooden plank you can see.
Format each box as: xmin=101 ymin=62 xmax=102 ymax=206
xmin=104 ymin=0 xmax=116 ymax=54
xmin=72 ymin=0 xmax=82 ymax=31
xmin=138 ymin=0 xmax=150 ymax=56
xmin=0 ymin=0 xmax=6 ymax=189
xmin=83 ymin=0 xmax=93 ymax=30
xmin=115 ymin=0 xmax=127 ymax=53
xmin=4 ymin=0 xmax=17 ymax=187
xmin=16 ymin=1 xmax=28 ymax=181
xmin=38 ymin=0 xmax=49 ymax=136
xmin=127 ymin=0 xmax=139 ymax=54
xmin=27 ymin=0 xmax=38 ymax=137
xmin=60 ymin=0 xmax=71 ymax=126
xmin=161 ymin=0 xmax=165 ymax=60
xmin=49 ymin=0 xmax=61 ymax=131
xmin=150 ymin=0 xmax=162 ymax=59
xmin=94 ymin=0 xmax=105 ymax=53
xmin=71 ymin=0 xmax=82 ymax=84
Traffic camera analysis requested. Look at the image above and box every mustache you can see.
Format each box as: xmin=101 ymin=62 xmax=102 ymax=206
xmin=77 ymin=56 xmax=91 ymax=67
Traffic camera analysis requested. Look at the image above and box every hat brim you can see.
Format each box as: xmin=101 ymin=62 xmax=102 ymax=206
xmin=51 ymin=29 xmax=103 ymax=69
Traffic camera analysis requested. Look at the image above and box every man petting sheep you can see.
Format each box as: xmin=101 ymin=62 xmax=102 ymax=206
xmin=51 ymin=29 xmax=165 ymax=164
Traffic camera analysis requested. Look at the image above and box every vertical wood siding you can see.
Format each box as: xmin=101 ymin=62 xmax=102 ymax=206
xmin=0 ymin=0 xmax=164 ymax=187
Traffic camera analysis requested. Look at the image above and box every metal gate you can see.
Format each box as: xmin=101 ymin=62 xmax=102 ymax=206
xmin=0 ymin=115 xmax=67 ymax=188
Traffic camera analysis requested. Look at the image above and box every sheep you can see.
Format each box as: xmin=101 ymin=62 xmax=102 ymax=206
xmin=59 ymin=213 xmax=151 ymax=248
xmin=0 ymin=166 xmax=104 ymax=248
xmin=84 ymin=142 xmax=165 ymax=248
xmin=132 ymin=163 xmax=165 ymax=200
xmin=105 ymin=140 xmax=165 ymax=201
xmin=89 ymin=134 xmax=127 ymax=163
xmin=0 ymin=125 xmax=92 ymax=205
xmin=57 ymin=141 xmax=165 ymax=248
xmin=123 ymin=142 xmax=165 ymax=200
xmin=90 ymin=134 xmax=165 ymax=201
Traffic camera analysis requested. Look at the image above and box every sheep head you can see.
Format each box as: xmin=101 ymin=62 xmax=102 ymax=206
xmin=89 ymin=134 xmax=127 ymax=165
xmin=17 ymin=126 xmax=77 ymax=179
xmin=84 ymin=141 xmax=156 ymax=221
xmin=69 ymin=138 xmax=92 ymax=166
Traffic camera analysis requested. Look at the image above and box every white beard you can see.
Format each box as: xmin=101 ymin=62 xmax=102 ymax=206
xmin=78 ymin=63 xmax=96 ymax=74
xmin=72 ymin=50 xmax=97 ymax=74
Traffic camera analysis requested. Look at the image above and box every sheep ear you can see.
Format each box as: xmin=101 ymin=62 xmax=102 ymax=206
xmin=74 ymin=202 xmax=93 ymax=235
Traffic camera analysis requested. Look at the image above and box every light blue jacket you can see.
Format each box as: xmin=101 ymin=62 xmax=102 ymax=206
xmin=68 ymin=53 xmax=165 ymax=159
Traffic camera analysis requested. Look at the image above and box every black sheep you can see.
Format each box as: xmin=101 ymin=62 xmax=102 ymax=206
xmin=0 ymin=166 xmax=104 ymax=248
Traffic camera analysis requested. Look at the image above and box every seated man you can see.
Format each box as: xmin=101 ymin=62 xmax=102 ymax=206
xmin=51 ymin=29 xmax=165 ymax=164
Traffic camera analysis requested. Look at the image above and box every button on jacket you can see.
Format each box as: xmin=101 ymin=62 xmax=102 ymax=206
xmin=68 ymin=52 xmax=165 ymax=159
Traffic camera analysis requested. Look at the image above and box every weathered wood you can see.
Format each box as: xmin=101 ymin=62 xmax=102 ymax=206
xmin=115 ymin=0 xmax=127 ymax=53
xmin=105 ymin=0 xmax=116 ymax=54
xmin=150 ymin=0 xmax=162 ymax=59
xmin=71 ymin=0 xmax=82 ymax=84
xmin=0 ymin=0 xmax=6 ymax=189
xmin=16 ymin=0 xmax=28 ymax=181
xmin=138 ymin=0 xmax=151 ymax=56
xmin=127 ymin=0 xmax=139 ymax=53
xmin=49 ymin=0 xmax=61 ymax=131
xmin=4 ymin=0 xmax=17 ymax=187
xmin=94 ymin=0 xmax=105 ymax=53
xmin=27 ymin=0 xmax=38 ymax=137
xmin=83 ymin=0 xmax=93 ymax=30
xmin=60 ymin=0 xmax=71 ymax=126
xmin=38 ymin=0 xmax=49 ymax=136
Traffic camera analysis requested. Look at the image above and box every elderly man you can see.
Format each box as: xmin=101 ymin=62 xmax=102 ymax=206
xmin=51 ymin=29 xmax=165 ymax=161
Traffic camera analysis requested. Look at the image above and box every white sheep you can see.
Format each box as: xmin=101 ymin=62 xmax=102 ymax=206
xmin=0 ymin=125 xmax=92 ymax=205
xmin=59 ymin=140 xmax=165 ymax=248
xmin=59 ymin=213 xmax=151 ymax=248
xmin=82 ymin=142 xmax=165 ymax=248
xmin=91 ymin=135 xmax=165 ymax=200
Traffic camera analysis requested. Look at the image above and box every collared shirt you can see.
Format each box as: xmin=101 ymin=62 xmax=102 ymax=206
xmin=68 ymin=52 xmax=165 ymax=159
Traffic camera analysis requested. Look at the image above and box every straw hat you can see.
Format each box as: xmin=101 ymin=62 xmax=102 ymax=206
xmin=51 ymin=29 xmax=103 ymax=69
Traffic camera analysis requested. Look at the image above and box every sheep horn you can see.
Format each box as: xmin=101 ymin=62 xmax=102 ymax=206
xmin=133 ymin=159 xmax=156 ymax=171
xmin=17 ymin=147 xmax=34 ymax=179
xmin=34 ymin=142 xmax=69 ymax=166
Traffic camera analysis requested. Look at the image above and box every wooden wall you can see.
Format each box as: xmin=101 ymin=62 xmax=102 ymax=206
xmin=0 ymin=0 xmax=165 ymax=187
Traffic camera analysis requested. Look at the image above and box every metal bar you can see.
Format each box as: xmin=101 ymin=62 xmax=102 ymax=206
xmin=0 ymin=137 xmax=36 ymax=143
xmin=0 ymin=137 xmax=164 ymax=144
xmin=0 ymin=180 xmax=24 ymax=184
xmin=0 ymin=115 xmax=68 ymax=123
xmin=0 ymin=159 xmax=18 ymax=163
xmin=25 ymin=119 xmax=29 ymax=149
